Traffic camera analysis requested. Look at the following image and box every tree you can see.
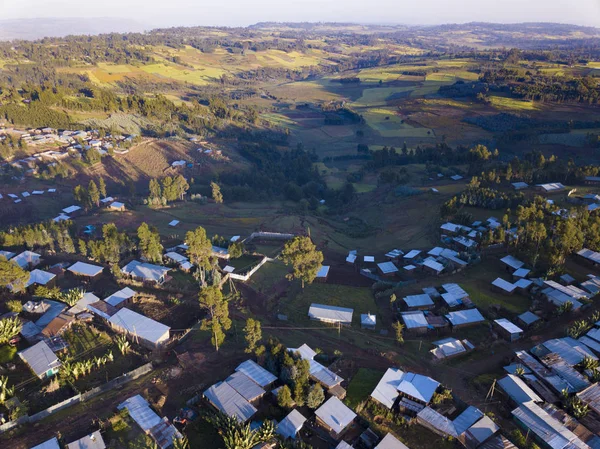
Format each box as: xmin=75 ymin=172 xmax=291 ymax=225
xmin=0 ymin=317 xmax=22 ymax=344
xmin=98 ymin=177 xmax=107 ymax=198
xmin=211 ymin=181 xmax=223 ymax=203
xmin=137 ymin=223 xmax=163 ymax=264
xmin=0 ymin=257 xmax=30 ymax=292
xmin=199 ymin=286 xmax=231 ymax=351
xmin=88 ymin=180 xmax=100 ymax=208
xmin=173 ymin=175 xmax=189 ymax=200
xmin=186 ymin=227 xmax=214 ymax=285
xmin=281 ymin=236 xmax=324 ymax=288
xmin=392 ymin=321 xmax=404 ymax=344
xmin=277 ymin=385 xmax=293 ymax=408
xmin=149 ymin=178 xmax=162 ymax=200
xmin=78 ymin=239 xmax=88 ymax=257
xmin=307 ymin=384 xmax=325 ymax=409
xmin=243 ymin=318 xmax=262 ymax=354
xmin=228 ymin=242 xmax=244 ymax=259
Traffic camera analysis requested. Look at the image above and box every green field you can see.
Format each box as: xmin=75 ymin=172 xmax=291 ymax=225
xmin=282 ymin=283 xmax=379 ymax=326
xmin=345 ymin=368 xmax=384 ymax=408
xmin=489 ymin=95 xmax=541 ymax=111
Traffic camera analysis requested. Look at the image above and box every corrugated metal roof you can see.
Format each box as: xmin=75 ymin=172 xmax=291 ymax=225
xmin=19 ymin=340 xmax=61 ymax=377
xmin=492 ymin=278 xmax=516 ymax=293
xmin=378 ymin=262 xmax=398 ymax=274
xmin=453 ymin=406 xmax=484 ymax=436
xmin=316 ymin=265 xmax=330 ymax=278
xmin=500 ymin=255 xmax=524 ymax=270
xmin=518 ymin=311 xmax=540 ymax=325
xmin=109 ymin=308 xmax=170 ymax=346
xmin=370 ymin=368 xmax=403 ymax=409
xmin=315 ymin=397 xmax=356 ymax=435
xmin=417 ymin=407 xmax=458 ymax=437
xmin=442 ymin=283 xmax=469 ymax=299
xmin=433 ymin=338 xmax=466 ymax=357
xmin=445 ymin=309 xmax=485 ymax=326
xmin=511 ymin=401 xmax=589 ymax=449
xmin=404 ymin=250 xmax=421 ymax=259
xmin=513 ymin=268 xmax=531 ymax=278
xmin=423 ymin=258 xmax=444 ymax=273
xmin=465 ymin=415 xmax=499 ymax=446
xmin=401 ymin=311 xmax=428 ymax=329
xmin=309 ymin=359 xmax=343 ymax=388
xmin=164 ymin=252 xmax=188 ymax=263
xmin=225 ymin=372 xmax=265 ymax=402
xmin=498 ymin=375 xmax=542 ymax=404
xmin=276 ymin=409 xmax=306 ymax=439
xmin=494 ymin=319 xmax=523 ymax=335
xmin=579 ymin=336 xmax=600 ymax=354
xmin=544 ymin=280 xmax=588 ymax=300
xmin=308 ymin=304 xmax=353 ymax=323
xmin=375 ymin=433 xmax=410 ymax=449
xmin=66 ymin=431 xmax=106 ymax=449
xmin=204 ymin=382 xmax=257 ymax=423
xmin=578 ymin=248 xmax=600 ymax=264
xmin=542 ymin=338 xmax=597 ymax=366
xmin=104 ymin=287 xmax=136 ymax=307
xmin=68 ymin=261 xmax=104 ymax=277
xmin=577 ymin=383 xmax=600 ymax=412
xmin=403 ymin=294 xmax=433 ymax=308
xmin=235 ymin=360 xmax=277 ymax=388
xmin=68 ymin=292 xmax=100 ymax=315
xmin=397 ymin=373 xmax=439 ymax=404
xmin=31 ymin=437 xmax=61 ymax=449
xmin=288 ymin=344 xmax=317 ymax=360
xmin=117 ymin=395 xmax=162 ymax=432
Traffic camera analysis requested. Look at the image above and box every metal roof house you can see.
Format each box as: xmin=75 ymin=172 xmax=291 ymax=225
xmin=21 ymin=269 xmax=56 ymax=291
xmin=402 ymin=294 xmax=434 ymax=310
xmin=577 ymin=248 xmax=600 ymax=266
xmin=68 ymin=292 xmax=101 ymax=315
xmin=235 ymin=360 xmax=277 ymax=388
xmin=108 ymin=308 xmax=170 ymax=348
xmin=308 ymin=304 xmax=353 ymax=326
xmin=517 ymin=312 xmax=540 ymax=329
xmin=493 ymin=319 xmax=523 ymax=342
xmin=315 ymin=396 xmax=357 ymax=438
xmin=417 ymin=405 xmax=485 ymax=440
xmin=370 ymin=367 xmax=404 ymax=409
xmin=445 ymin=309 xmax=485 ymax=328
xmin=104 ymin=287 xmax=136 ymax=308
xmin=87 ymin=301 xmax=118 ymax=320
xmin=121 ymin=260 xmax=170 ymax=284
xmin=511 ymin=401 xmax=589 ymax=449
xmin=19 ymin=340 xmax=61 ymax=379
xmin=117 ymin=395 xmax=183 ymax=449
xmin=498 ymin=375 xmax=543 ymax=406
xmin=276 ymin=409 xmax=307 ymax=440
xmin=500 ymin=255 xmax=525 ymax=271
xmin=401 ymin=311 xmax=429 ymax=333
xmin=204 ymin=381 xmax=257 ymax=423
xmin=491 ymin=278 xmax=516 ymax=295
xmin=68 ymin=261 xmax=104 ymax=278
xmin=11 ymin=250 xmax=41 ymax=269
xmin=31 ymin=438 xmax=61 ymax=449
xmin=375 ymin=433 xmax=410 ymax=449
xmin=66 ymin=430 xmax=106 ymax=449
xmin=361 ymin=313 xmax=376 ymax=330
xmin=288 ymin=344 xmax=344 ymax=389
xmin=225 ymin=371 xmax=265 ymax=402
xmin=431 ymin=338 xmax=470 ymax=360
xmin=378 ymin=261 xmax=399 ymax=276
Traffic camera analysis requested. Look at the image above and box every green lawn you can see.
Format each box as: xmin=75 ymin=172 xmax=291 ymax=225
xmin=282 ymin=283 xmax=379 ymax=326
xmin=345 ymin=368 xmax=384 ymax=408
xmin=64 ymin=323 xmax=112 ymax=359
xmin=0 ymin=345 xmax=17 ymax=364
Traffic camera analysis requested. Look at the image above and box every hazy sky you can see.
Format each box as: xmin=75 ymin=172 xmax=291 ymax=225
xmin=3 ymin=0 xmax=600 ymax=28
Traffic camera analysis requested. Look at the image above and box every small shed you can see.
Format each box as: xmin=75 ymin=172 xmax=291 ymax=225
xmin=402 ymin=294 xmax=434 ymax=310
xmin=517 ymin=311 xmax=540 ymax=329
xmin=108 ymin=201 xmax=125 ymax=211
xmin=225 ymin=371 xmax=266 ymax=402
xmin=445 ymin=309 xmax=485 ymax=328
xmin=31 ymin=438 xmax=61 ymax=449
xmin=375 ymin=433 xmax=410 ymax=449
xmin=491 ymin=278 xmax=516 ymax=295
xmin=316 ymin=265 xmax=330 ymax=282
xmin=361 ymin=313 xmax=376 ymax=330
xmin=560 ymin=274 xmax=576 ymax=285
xmin=493 ymin=319 xmax=523 ymax=342
xmin=401 ymin=311 xmax=429 ymax=334
xmin=66 ymin=430 xmax=106 ymax=449
xmin=500 ymin=256 xmax=524 ymax=272
xmin=235 ymin=360 xmax=277 ymax=388
xmin=512 ymin=182 xmax=529 ymax=190
xmin=108 ymin=308 xmax=170 ymax=348
xmin=19 ymin=341 xmax=61 ymax=379
xmin=276 ymin=409 xmax=307 ymax=440
xmin=168 ymin=220 xmax=180 ymax=227
xmin=104 ymin=287 xmax=137 ymax=308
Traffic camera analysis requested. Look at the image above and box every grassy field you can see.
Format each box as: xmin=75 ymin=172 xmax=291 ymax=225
xmin=360 ymin=108 xmax=434 ymax=138
xmin=281 ymin=283 xmax=378 ymax=326
xmin=489 ymin=95 xmax=541 ymax=111
xmin=345 ymin=368 xmax=384 ymax=408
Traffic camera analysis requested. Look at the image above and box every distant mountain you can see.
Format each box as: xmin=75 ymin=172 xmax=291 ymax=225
xmin=0 ymin=17 xmax=146 ymax=41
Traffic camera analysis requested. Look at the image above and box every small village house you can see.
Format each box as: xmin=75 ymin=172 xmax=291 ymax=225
xmin=314 ymin=397 xmax=356 ymax=439
xmin=493 ymin=318 xmax=524 ymax=342
xmin=19 ymin=340 xmax=61 ymax=379
xmin=108 ymin=308 xmax=170 ymax=349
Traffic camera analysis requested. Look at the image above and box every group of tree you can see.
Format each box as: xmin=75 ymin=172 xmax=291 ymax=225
xmin=442 ymin=186 xmax=524 ymax=215
xmin=137 ymin=223 xmax=163 ymax=264
xmin=85 ymin=224 xmax=133 ymax=265
xmin=0 ymin=220 xmax=75 ymax=254
xmin=198 ymin=285 xmax=231 ymax=352
xmin=0 ymin=256 xmax=30 ymax=292
xmin=147 ymin=175 xmax=189 ymax=206
xmin=281 ymin=236 xmax=324 ymax=289
xmin=73 ymin=178 xmax=107 ymax=209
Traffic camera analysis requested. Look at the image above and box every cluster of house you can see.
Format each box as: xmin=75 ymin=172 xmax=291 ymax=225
xmin=203 ymin=344 xmax=407 ymax=448
xmin=492 ymin=332 xmax=600 ymax=449
xmin=30 ymin=430 xmax=107 ymax=449
xmin=0 ymin=188 xmax=57 ymax=205
xmin=345 ymin=245 xmax=469 ymax=279
xmin=52 ymin=197 xmax=125 ymax=223
xmin=496 ymin=253 xmax=599 ymax=312
xmin=370 ymin=367 xmax=503 ymax=449
xmin=0 ymin=249 xmax=173 ymax=379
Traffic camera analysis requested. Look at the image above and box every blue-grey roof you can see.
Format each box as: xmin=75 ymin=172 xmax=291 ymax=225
xmin=276 ymin=409 xmax=307 ymax=439
xmin=235 ymin=360 xmax=277 ymax=387
xmin=225 ymin=372 xmax=265 ymax=402
xmin=396 ymin=372 xmax=439 ymax=404
xmin=308 ymin=304 xmax=353 ymax=323
xmin=445 ymin=309 xmax=485 ymax=326
xmin=518 ymin=311 xmax=540 ymax=325
xmin=34 ymin=301 xmax=67 ymax=328
xmin=371 ymin=368 xmax=403 ymax=409
xmin=204 ymin=382 xmax=257 ymax=423
xmin=401 ymin=311 xmax=428 ymax=329
xmin=453 ymin=406 xmax=484 ymax=436
xmin=403 ymin=294 xmax=434 ymax=308
xmin=497 ymin=375 xmax=542 ymax=404
xmin=542 ymin=338 xmax=597 ymax=366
